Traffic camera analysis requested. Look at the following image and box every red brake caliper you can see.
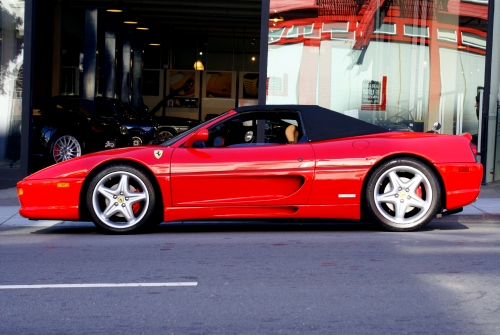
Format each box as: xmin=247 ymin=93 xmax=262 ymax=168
xmin=132 ymin=189 xmax=141 ymax=214
xmin=416 ymin=185 xmax=423 ymax=199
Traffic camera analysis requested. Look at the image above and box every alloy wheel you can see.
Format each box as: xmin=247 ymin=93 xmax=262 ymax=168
xmin=91 ymin=171 xmax=150 ymax=229
xmin=373 ymin=165 xmax=432 ymax=228
xmin=157 ymin=130 xmax=174 ymax=142
xmin=131 ymin=136 xmax=143 ymax=146
xmin=52 ymin=135 xmax=82 ymax=163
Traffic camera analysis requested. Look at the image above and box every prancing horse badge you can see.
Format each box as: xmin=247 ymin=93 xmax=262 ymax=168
xmin=154 ymin=150 xmax=163 ymax=159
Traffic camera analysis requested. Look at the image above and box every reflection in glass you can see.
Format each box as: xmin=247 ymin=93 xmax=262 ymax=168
xmin=0 ymin=2 xmax=25 ymax=168
xmin=267 ymin=0 xmax=488 ymax=139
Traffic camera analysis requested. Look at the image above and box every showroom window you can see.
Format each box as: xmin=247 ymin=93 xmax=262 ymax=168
xmin=267 ymin=0 xmax=489 ymax=139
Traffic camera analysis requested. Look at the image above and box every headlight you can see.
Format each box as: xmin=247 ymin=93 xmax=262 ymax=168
xmin=120 ymin=125 xmax=129 ymax=135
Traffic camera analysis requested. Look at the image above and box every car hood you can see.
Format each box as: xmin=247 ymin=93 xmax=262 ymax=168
xmin=146 ymin=87 xmax=199 ymax=126
xmin=122 ymin=120 xmax=157 ymax=128
xmin=152 ymin=115 xmax=199 ymax=126
xmin=22 ymin=146 xmax=174 ymax=181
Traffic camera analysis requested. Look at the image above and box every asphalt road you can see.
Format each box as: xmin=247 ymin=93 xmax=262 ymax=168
xmin=1 ymin=220 xmax=500 ymax=334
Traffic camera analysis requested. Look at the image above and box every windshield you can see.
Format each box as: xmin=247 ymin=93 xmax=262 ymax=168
xmin=109 ymin=100 xmax=134 ymax=119
xmin=160 ymin=112 xmax=229 ymax=146
xmin=122 ymin=104 xmax=144 ymax=119
xmin=77 ymin=105 xmax=93 ymax=118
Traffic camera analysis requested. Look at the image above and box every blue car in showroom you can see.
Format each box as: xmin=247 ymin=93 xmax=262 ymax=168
xmin=94 ymin=97 xmax=158 ymax=146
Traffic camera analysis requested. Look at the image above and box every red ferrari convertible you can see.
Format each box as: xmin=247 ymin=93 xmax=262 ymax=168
xmin=17 ymin=105 xmax=482 ymax=233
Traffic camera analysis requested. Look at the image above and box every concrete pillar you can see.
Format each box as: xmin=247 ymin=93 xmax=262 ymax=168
xmin=120 ymin=32 xmax=132 ymax=103
xmin=131 ymin=38 xmax=143 ymax=109
xmin=485 ymin=1 xmax=500 ymax=182
xmin=102 ymin=21 xmax=116 ymax=98
xmin=82 ymin=8 xmax=98 ymax=113
xmin=51 ymin=3 xmax=61 ymax=96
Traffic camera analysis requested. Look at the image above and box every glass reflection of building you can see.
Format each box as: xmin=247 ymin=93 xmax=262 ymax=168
xmin=267 ymin=0 xmax=487 ymax=138
xmin=1 ymin=0 xmax=499 ymax=185
xmin=0 ymin=1 xmax=25 ymax=169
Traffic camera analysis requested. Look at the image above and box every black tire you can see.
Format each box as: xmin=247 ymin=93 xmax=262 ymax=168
xmin=365 ymin=158 xmax=441 ymax=232
xmin=130 ymin=135 xmax=144 ymax=146
xmin=157 ymin=128 xmax=176 ymax=142
xmin=50 ymin=134 xmax=82 ymax=163
xmin=86 ymin=165 xmax=157 ymax=234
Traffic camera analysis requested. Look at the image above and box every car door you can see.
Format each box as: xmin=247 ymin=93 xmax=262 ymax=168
xmin=170 ymin=111 xmax=315 ymax=207
xmin=170 ymin=143 xmax=315 ymax=207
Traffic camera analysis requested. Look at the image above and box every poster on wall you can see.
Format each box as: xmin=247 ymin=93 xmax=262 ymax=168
xmin=168 ymin=70 xmax=197 ymax=97
xmin=241 ymin=72 xmax=259 ymax=99
xmin=204 ymin=72 xmax=236 ymax=99
xmin=201 ymin=71 xmax=237 ymax=121
xmin=165 ymin=70 xmax=199 ymax=108
xmin=361 ymin=76 xmax=387 ymax=111
xmin=238 ymin=72 xmax=259 ymax=107
xmin=362 ymin=80 xmax=381 ymax=105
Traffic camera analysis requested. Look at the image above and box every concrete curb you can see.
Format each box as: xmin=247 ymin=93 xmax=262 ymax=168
xmin=434 ymin=214 xmax=500 ymax=222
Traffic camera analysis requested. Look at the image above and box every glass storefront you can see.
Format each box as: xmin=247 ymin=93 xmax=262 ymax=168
xmin=0 ymin=1 xmax=25 ymax=169
xmin=0 ymin=0 xmax=498 ymax=184
xmin=266 ymin=0 xmax=489 ymax=138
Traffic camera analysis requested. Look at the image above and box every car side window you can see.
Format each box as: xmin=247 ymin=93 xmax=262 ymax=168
xmin=194 ymin=111 xmax=303 ymax=148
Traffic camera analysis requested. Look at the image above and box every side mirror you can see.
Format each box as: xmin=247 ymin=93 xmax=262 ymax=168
xmin=433 ymin=122 xmax=442 ymax=131
xmin=184 ymin=128 xmax=209 ymax=147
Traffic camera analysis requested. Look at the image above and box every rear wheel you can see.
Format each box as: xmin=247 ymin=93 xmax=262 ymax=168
xmin=86 ymin=165 xmax=157 ymax=233
xmin=157 ymin=129 xmax=176 ymax=142
xmin=50 ymin=134 xmax=82 ymax=163
xmin=366 ymin=158 xmax=441 ymax=231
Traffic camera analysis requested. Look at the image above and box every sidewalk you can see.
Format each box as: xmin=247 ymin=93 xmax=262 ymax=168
xmin=1 ymin=182 xmax=499 ymax=228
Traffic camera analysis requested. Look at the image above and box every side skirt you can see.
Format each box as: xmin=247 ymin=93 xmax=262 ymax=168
xmin=164 ymin=205 xmax=360 ymax=222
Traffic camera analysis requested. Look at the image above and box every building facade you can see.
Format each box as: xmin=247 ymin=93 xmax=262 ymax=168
xmin=0 ymin=0 xmax=499 ymax=186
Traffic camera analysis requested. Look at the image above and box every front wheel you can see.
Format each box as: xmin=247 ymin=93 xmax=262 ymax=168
xmin=86 ymin=165 xmax=157 ymax=233
xmin=131 ymin=135 xmax=144 ymax=146
xmin=365 ymin=158 xmax=441 ymax=232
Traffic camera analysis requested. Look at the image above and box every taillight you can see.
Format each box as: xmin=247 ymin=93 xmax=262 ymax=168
xmin=461 ymin=133 xmax=477 ymax=157
xmin=470 ymin=143 xmax=477 ymax=156
xmin=461 ymin=132 xmax=473 ymax=141
xmin=91 ymin=125 xmax=103 ymax=133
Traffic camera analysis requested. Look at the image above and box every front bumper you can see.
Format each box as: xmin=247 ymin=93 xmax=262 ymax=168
xmin=17 ymin=178 xmax=83 ymax=221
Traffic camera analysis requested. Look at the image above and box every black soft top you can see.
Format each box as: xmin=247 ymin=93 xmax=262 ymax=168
xmin=233 ymin=105 xmax=388 ymax=142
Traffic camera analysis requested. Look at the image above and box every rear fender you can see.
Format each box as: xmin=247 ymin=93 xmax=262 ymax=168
xmin=360 ymin=154 xmax=446 ymax=218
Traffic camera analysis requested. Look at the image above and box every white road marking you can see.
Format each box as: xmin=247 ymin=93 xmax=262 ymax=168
xmin=0 ymin=282 xmax=198 ymax=289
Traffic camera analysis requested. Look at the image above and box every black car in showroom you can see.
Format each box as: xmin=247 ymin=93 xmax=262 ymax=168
xmin=141 ymin=98 xmax=200 ymax=142
xmin=94 ymin=97 xmax=159 ymax=145
xmin=127 ymin=82 xmax=200 ymax=142
xmin=32 ymin=98 xmax=129 ymax=165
